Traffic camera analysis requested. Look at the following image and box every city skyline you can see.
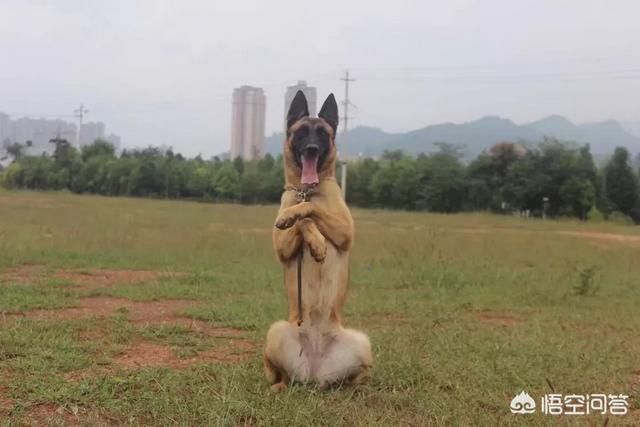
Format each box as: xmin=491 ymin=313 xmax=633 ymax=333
xmin=0 ymin=111 xmax=120 ymax=155
xmin=1 ymin=1 xmax=639 ymax=157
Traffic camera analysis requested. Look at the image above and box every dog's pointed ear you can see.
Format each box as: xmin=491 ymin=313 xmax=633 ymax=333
xmin=319 ymin=94 xmax=339 ymax=133
xmin=287 ymin=90 xmax=309 ymax=129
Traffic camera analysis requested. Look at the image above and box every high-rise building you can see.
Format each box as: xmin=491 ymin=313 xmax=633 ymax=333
xmin=230 ymin=86 xmax=266 ymax=160
xmin=284 ymin=81 xmax=317 ymax=130
xmin=0 ymin=113 xmax=10 ymax=148
xmin=79 ymin=121 xmax=106 ymax=146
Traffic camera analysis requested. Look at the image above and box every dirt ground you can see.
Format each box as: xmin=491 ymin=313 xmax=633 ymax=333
xmin=1 ymin=267 xmax=255 ymax=371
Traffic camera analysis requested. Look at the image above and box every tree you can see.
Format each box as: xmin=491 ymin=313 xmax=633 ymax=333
xmin=381 ymin=149 xmax=404 ymax=161
xmin=347 ymin=158 xmax=380 ymax=206
xmin=502 ymin=149 xmax=546 ymax=213
xmin=81 ymin=139 xmax=115 ymax=161
xmin=501 ymin=140 xmax=598 ymax=217
xmin=468 ymin=142 xmax=524 ymax=210
xmin=560 ymin=177 xmax=595 ymax=219
xmin=257 ymin=153 xmax=275 ymax=173
xmin=212 ymin=161 xmax=240 ymax=200
xmin=416 ymin=152 xmax=468 ymax=212
xmin=604 ymin=147 xmax=640 ymax=221
xmin=1 ymin=162 xmax=24 ymax=187
xmin=258 ymin=156 xmax=285 ymax=203
xmin=390 ymin=156 xmax=420 ymax=209
xmin=369 ymin=161 xmax=397 ymax=207
xmin=51 ymin=138 xmax=77 ymax=170
xmin=6 ymin=143 xmax=24 ymax=161
xmin=1 ymin=135 xmax=636 ymax=223
xmin=433 ymin=141 xmax=466 ymax=159
xmin=19 ymin=156 xmax=54 ymax=189
xmin=239 ymin=168 xmax=262 ymax=203
xmin=233 ymin=156 xmax=245 ymax=175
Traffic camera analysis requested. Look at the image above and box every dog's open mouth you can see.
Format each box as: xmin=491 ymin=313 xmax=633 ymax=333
xmin=301 ymin=155 xmax=319 ymax=185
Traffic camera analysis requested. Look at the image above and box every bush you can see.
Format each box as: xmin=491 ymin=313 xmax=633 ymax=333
xmin=608 ymin=211 xmax=634 ymax=225
xmin=586 ymin=206 xmax=604 ymax=222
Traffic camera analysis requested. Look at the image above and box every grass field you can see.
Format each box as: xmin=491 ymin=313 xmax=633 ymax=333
xmin=1 ymin=189 xmax=639 ymax=426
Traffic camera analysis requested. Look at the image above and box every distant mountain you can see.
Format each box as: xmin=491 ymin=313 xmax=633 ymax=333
xmin=264 ymin=132 xmax=284 ymax=156
xmin=262 ymin=115 xmax=640 ymax=159
xmin=526 ymin=116 xmax=640 ymax=154
xmin=622 ymin=121 xmax=640 ymax=138
xmin=391 ymin=116 xmax=541 ymax=158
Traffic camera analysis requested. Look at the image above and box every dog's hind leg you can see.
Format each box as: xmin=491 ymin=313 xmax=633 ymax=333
xmin=264 ymin=353 xmax=290 ymax=392
xmin=264 ymin=320 xmax=311 ymax=391
xmin=315 ymin=328 xmax=372 ymax=389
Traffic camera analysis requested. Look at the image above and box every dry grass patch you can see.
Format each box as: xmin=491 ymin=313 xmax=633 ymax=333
xmin=364 ymin=313 xmax=412 ymax=330
xmin=113 ymin=339 xmax=254 ymax=369
xmin=474 ymin=310 xmax=523 ymax=326
xmin=14 ymin=296 xmax=193 ymax=321
xmin=1 ymin=265 xmax=182 ymax=289
xmin=18 ymin=403 xmax=115 ymax=427
xmin=12 ymin=296 xmax=247 ymax=337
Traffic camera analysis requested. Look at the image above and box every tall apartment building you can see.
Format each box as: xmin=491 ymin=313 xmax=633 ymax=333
xmin=230 ymin=86 xmax=266 ymax=160
xmin=0 ymin=113 xmax=10 ymax=148
xmin=80 ymin=122 xmax=106 ymax=146
xmin=284 ymin=81 xmax=317 ymax=130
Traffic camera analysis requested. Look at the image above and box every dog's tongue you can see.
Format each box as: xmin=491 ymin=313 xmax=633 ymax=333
xmin=301 ymin=156 xmax=319 ymax=185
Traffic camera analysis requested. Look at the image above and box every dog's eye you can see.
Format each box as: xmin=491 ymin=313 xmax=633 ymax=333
xmin=316 ymin=128 xmax=327 ymax=138
xmin=294 ymin=127 xmax=309 ymax=142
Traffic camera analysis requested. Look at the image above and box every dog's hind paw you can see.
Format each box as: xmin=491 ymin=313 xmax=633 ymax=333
xmin=270 ymin=381 xmax=288 ymax=392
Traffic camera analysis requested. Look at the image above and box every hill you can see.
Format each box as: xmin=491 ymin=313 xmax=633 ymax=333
xmin=263 ymin=115 xmax=640 ymax=159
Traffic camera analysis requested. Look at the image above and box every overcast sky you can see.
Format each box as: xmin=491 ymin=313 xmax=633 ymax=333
xmin=1 ymin=0 xmax=639 ymax=156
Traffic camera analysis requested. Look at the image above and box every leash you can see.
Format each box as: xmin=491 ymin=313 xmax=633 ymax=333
xmin=296 ymin=247 xmax=303 ymax=326
xmin=283 ymin=184 xmax=316 ymax=328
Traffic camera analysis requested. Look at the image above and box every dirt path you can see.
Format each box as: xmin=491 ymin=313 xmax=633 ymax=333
xmin=555 ymin=230 xmax=640 ymax=245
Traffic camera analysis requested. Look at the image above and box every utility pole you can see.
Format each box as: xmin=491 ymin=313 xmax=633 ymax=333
xmin=74 ymin=104 xmax=89 ymax=150
xmin=339 ymin=70 xmax=355 ymax=199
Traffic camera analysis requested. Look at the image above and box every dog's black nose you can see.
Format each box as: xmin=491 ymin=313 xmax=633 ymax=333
xmin=303 ymin=144 xmax=319 ymax=157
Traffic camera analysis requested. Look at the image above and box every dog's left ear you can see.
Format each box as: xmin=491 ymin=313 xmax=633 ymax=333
xmin=319 ymin=94 xmax=339 ymax=134
xmin=287 ymin=90 xmax=309 ymax=130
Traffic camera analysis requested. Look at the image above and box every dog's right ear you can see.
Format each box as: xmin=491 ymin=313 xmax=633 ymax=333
xmin=287 ymin=90 xmax=309 ymax=129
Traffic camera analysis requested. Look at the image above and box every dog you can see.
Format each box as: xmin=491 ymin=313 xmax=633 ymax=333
xmin=263 ymin=90 xmax=372 ymax=391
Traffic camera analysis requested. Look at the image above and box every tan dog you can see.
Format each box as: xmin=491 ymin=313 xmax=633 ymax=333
xmin=263 ymin=91 xmax=372 ymax=391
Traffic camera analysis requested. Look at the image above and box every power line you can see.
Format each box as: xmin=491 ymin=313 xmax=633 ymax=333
xmin=339 ymin=70 xmax=355 ymax=199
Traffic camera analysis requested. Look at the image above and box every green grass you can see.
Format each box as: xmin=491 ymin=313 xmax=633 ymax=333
xmin=0 ymin=189 xmax=639 ymax=425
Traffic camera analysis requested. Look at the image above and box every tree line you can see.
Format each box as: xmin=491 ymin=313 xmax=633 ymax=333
xmin=2 ymin=138 xmax=640 ymax=224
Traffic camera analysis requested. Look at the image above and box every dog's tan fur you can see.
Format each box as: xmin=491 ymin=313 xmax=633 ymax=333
xmin=264 ymin=116 xmax=372 ymax=391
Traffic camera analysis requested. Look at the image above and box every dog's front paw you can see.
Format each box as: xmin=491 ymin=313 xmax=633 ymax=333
xmin=308 ymin=237 xmax=327 ymax=263
xmin=275 ymin=213 xmax=298 ymax=230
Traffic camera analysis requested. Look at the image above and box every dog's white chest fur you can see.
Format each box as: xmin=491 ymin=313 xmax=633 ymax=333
xmin=300 ymin=244 xmax=346 ymax=328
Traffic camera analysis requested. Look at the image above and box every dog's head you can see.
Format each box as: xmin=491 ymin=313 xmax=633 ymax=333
xmin=284 ymin=91 xmax=339 ymax=186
